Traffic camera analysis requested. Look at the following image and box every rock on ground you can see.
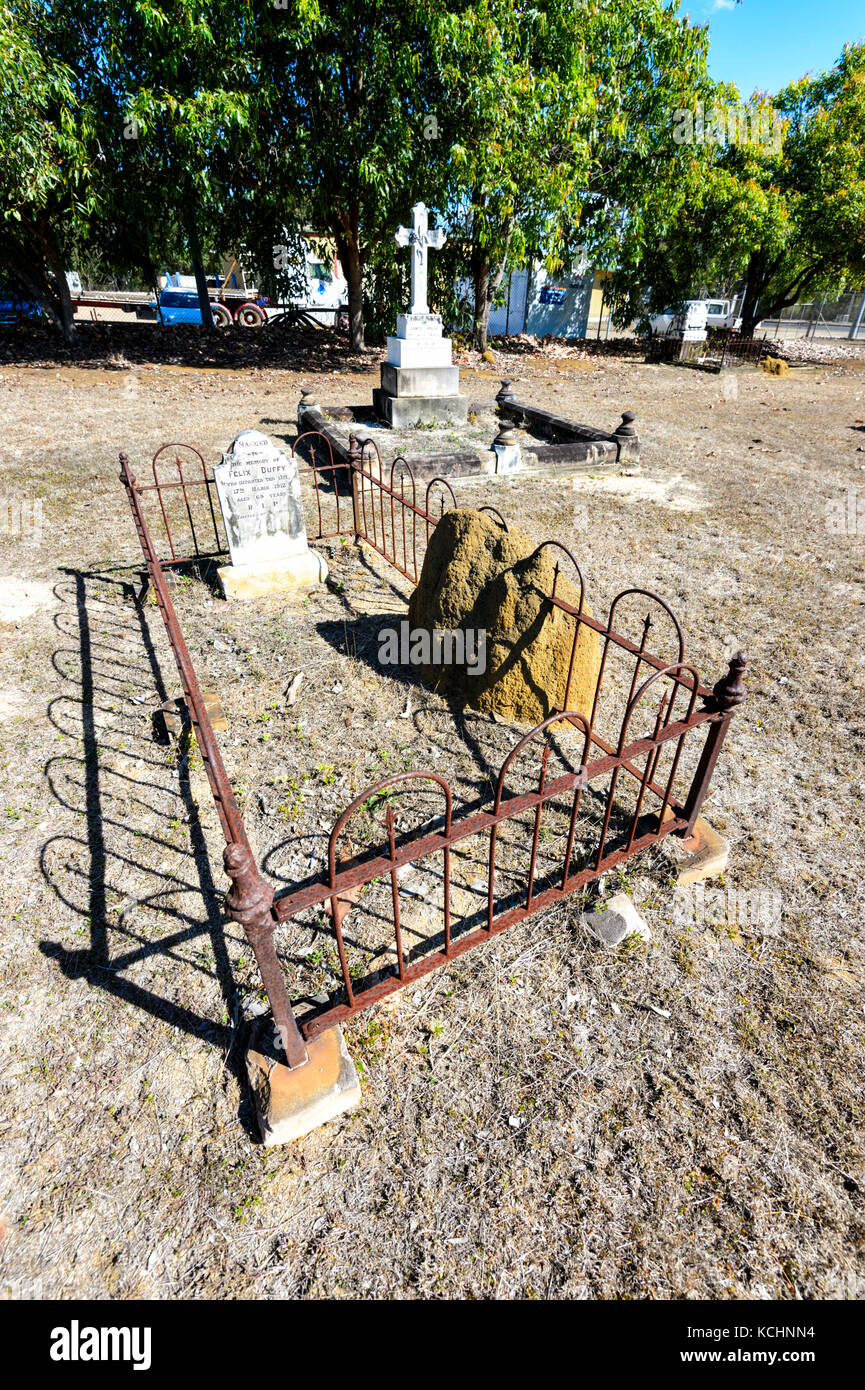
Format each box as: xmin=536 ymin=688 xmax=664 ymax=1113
xmin=407 ymin=508 xmax=601 ymax=727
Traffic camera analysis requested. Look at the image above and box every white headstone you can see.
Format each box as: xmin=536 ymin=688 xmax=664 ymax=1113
xmin=213 ymin=430 xmax=308 ymax=567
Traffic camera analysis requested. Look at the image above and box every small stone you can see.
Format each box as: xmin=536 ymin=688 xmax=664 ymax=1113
xmin=582 ymin=891 xmax=652 ymax=946
xmin=583 ymin=908 xmax=629 ymax=946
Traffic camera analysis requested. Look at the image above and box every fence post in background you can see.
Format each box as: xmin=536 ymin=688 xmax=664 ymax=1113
xmin=680 ymin=651 xmax=748 ymax=840
xmin=849 ymin=289 xmax=865 ymax=342
xmin=224 ymin=842 xmax=309 ymax=1070
xmin=347 ymin=433 xmax=363 ymax=539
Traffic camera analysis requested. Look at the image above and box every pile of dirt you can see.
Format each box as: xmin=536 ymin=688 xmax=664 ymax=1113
xmin=407 ymin=508 xmax=600 ymax=726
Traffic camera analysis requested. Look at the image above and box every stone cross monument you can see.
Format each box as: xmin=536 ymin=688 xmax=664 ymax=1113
xmin=394 ymin=202 xmax=446 ymax=316
xmin=373 ymin=201 xmax=468 ymax=429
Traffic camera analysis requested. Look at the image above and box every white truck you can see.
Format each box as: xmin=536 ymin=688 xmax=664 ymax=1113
xmin=649 ymin=297 xmax=741 ymax=336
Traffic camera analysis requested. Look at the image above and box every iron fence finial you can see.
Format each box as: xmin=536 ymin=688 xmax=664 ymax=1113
xmin=713 ymin=651 xmax=748 ymax=711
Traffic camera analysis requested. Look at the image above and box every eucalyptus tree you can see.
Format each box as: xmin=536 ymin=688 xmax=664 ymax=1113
xmin=242 ymin=1 xmax=438 ymax=352
xmin=427 ymin=0 xmax=715 ymax=351
xmin=0 ymin=0 xmax=99 ymax=340
xmin=617 ymin=42 xmax=865 ymax=335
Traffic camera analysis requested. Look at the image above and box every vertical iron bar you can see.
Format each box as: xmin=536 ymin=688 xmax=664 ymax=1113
xmin=387 ymin=806 xmax=406 ymax=980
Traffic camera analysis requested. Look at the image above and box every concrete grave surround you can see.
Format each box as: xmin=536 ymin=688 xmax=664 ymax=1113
xmin=373 ymin=201 xmax=468 ymax=428
xmin=213 ymin=429 xmax=327 ymax=598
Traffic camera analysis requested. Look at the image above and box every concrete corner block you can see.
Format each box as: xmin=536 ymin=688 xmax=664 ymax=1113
xmin=676 ymin=816 xmax=729 ymax=885
xmin=247 ymin=1024 xmax=361 ymax=1146
xmin=582 ymin=891 xmax=652 ymax=947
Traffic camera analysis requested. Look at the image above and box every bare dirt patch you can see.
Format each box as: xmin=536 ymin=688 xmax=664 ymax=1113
xmin=0 ymin=340 xmax=863 ymax=1300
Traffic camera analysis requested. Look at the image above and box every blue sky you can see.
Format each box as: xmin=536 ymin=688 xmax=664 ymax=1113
xmin=694 ymin=0 xmax=865 ymax=96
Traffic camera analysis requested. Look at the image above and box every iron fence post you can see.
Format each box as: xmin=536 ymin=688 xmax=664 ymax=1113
xmin=347 ymin=433 xmax=362 ymax=540
xmin=680 ymin=651 xmax=748 ymax=838
xmin=224 ymin=842 xmax=309 ymax=1070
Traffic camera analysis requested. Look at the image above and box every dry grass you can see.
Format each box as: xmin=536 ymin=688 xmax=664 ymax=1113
xmin=0 ymin=338 xmax=863 ymax=1300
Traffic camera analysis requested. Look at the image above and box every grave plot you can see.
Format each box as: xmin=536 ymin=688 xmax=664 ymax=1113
xmin=299 ymin=382 xmax=640 ymax=482
xmin=119 ymin=428 xmax=746 ymax=1141
xmin=296 ymin=203 xmax=640 ymax=480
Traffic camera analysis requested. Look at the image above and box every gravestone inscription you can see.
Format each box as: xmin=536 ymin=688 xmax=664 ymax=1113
xmin=213 ymin=430 xmax=327 ymax=598
xmin=213 ymin=430 xmax=307 ymax=565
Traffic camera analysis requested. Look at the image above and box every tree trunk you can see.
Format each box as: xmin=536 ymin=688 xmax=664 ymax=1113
xmin=739 ymin=281 xmax=763 ymax=337
xmin=472 ymin=258 xmax=491 ymax=353
xmin=187 ymin=218 xmax=214 ymax=328
xmin=739 ymin=253 xmax=768 ymax=337
xmin=53 ymin=256 xmax=77 ymax=344
xmin=336 ymin=231 xmax=364 ymax=353
xmin=7 ymin=256 xmax=62 ymax=335
xmin=11 ymin=228 xmax=76 ymax=344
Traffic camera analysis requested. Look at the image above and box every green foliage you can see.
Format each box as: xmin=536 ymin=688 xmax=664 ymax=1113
xmin=0 ymin=0 xmax=100 ymax=336
xmin=2 ymin=2 xmax=862 ymax=349
xmin=618 ymin=41 xmax=865 ymax=333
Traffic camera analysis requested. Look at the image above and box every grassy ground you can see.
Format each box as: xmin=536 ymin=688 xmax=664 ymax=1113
xmin=0 ymin=325 xmax=863 ymax=1300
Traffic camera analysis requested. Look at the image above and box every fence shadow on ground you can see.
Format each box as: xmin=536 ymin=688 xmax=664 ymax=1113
xmin=37 ymin=565 xmax=258 ymax=1134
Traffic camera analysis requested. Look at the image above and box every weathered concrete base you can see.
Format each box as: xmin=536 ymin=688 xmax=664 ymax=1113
xmin=373 ymin=388 xmax=468 ymax=428
xmin=676 ymin=816 xmax=730 ymax=885
xmin=380 ymin=362 xmax=461 ymax=397
xmin=218 ymin=549 xmax=328 ymax=599
xmin=246 ymin=1025 xmax=361 ymax=1145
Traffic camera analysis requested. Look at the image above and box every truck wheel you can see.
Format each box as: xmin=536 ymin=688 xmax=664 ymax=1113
xmin=211 ymin=302 xmax=232 ymax=328
xmin=237 ymin=302 xmax=266 ymax=328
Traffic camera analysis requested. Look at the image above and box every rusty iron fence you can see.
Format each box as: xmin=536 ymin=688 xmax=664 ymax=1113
xmin=643 ymin=330 xmax=770 ymax=369
xmin=120 ymin=434 xmax=747 ymax=1065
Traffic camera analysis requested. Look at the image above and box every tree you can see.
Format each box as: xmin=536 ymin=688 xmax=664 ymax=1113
xmin=243 ymin=1 xmax=437 ymax=353
xmin=426 ymin=1 xmax=587 ymax=353
xmin=620 ymin=43 xmax=865 ymax=336
xmin=430 ymin=0 xmax=715 ymax=351
xmin=0 ymin=0 xmax=99 ymax=341
xmin=83 ymin=0 xmax=256 ymax=328
xmin=573 ymin=0 xmax=716 ymax=333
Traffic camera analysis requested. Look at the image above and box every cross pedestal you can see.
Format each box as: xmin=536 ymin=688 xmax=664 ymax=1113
xmin=373 ymin=202 xmax=467 ymax=428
